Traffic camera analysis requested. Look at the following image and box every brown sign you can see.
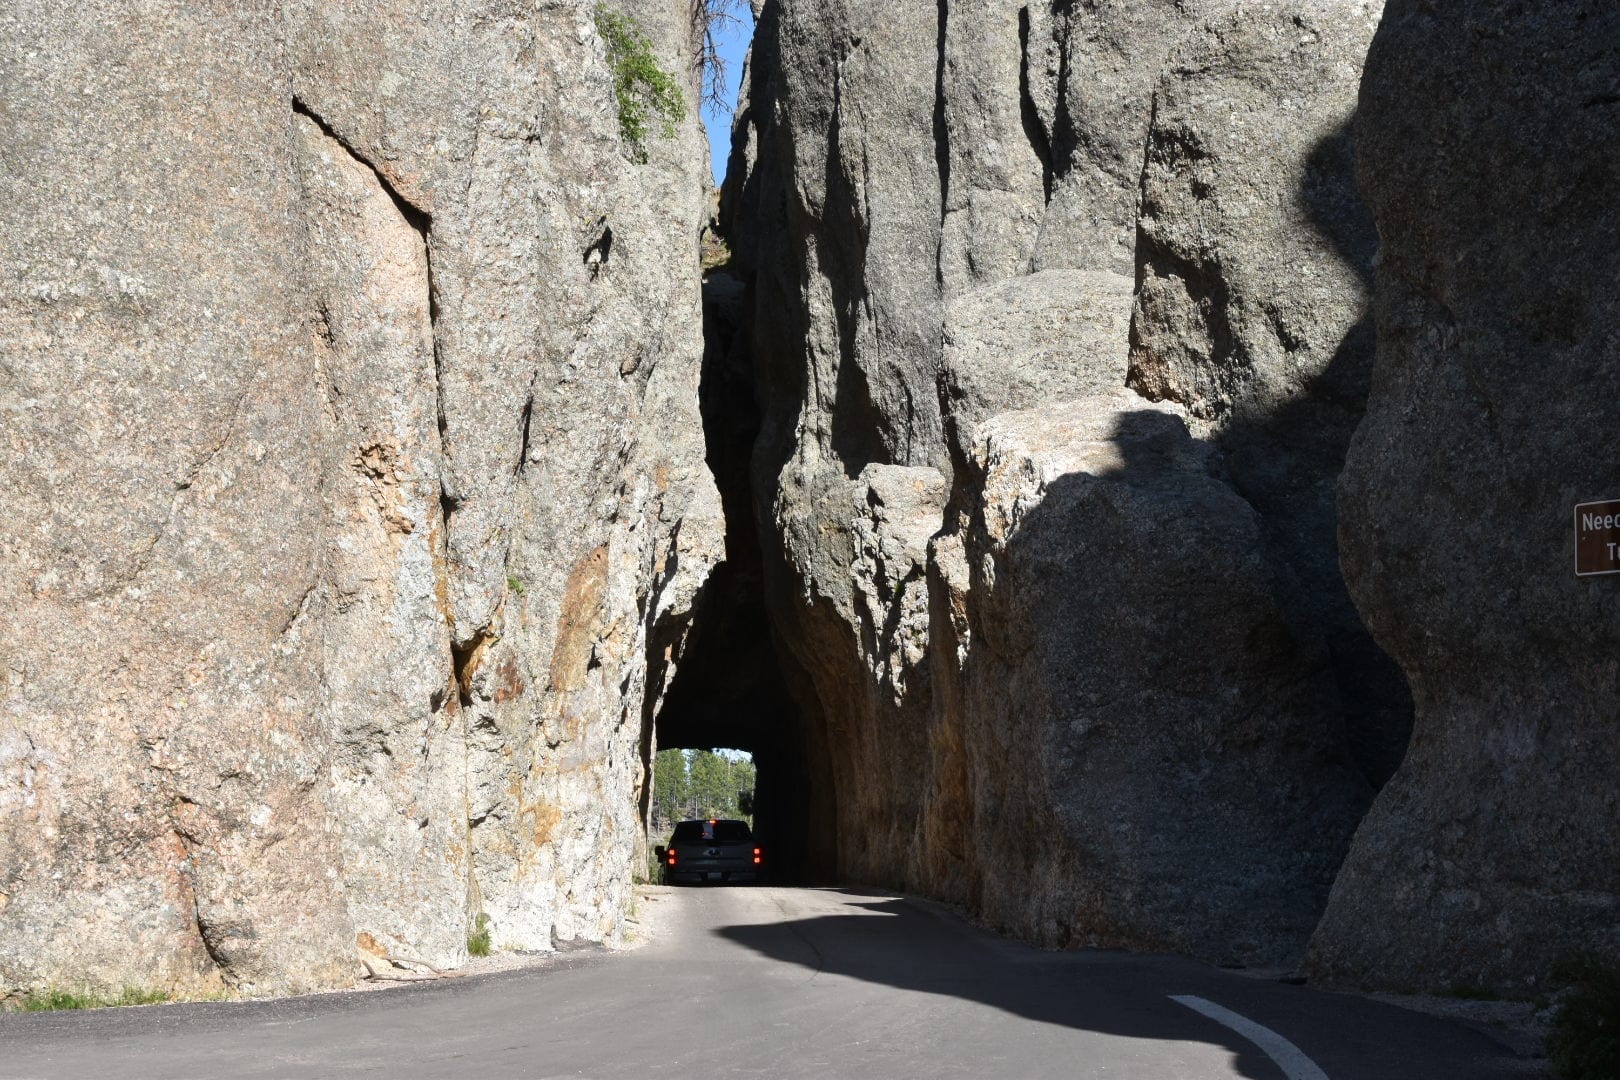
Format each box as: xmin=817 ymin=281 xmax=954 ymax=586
xmin=1575 ymin=500 xmax=1620 ymax=577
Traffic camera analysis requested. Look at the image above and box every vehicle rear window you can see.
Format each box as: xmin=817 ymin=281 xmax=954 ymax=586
xmin=670 ymin=820 xmax=753 ymax=843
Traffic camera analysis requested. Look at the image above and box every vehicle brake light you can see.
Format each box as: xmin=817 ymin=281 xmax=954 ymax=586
xmin=753 ymin=848 xmax=762 ymax=865
xmin=666 ymin=850 xmax=676 ymax=865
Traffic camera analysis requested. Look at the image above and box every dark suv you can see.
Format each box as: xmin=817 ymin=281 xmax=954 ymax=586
xmin=658 ymin=819 xmax=762 ymax=884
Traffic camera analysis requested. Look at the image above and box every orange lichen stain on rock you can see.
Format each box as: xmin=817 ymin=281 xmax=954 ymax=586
xmin=356 ymin=931 xmax=388 ymax=957
xmin=549 ymin=545 xmax=609 ymax=693
xmin=353 ymin=438 xmax=414 ymax=537
xmin=654 ymin=461 xmax=670 ymax=494
xmin=528 ymin=802 xmax=563 ymax=848
xmin=429 ymin=521 xmax=449 ymax=616
xmin=492 ymin=658 xmax=526 ymax=704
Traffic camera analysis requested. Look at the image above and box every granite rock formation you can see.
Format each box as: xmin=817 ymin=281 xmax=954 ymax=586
xmin=1310 ymin=0 xmax=1620 ymax=992
xmin=1128 ymin=1 xmax=1408 ymax=786
xmin=930 ymin=395 xmax=1370 ymax=961
xmin=0 ymin=0 xmax=720 ymax=999
xmin=721 ymin=0 xmax=1391 ymax=966
xmin=7 ymin=0 xmax=1614 ymax=1008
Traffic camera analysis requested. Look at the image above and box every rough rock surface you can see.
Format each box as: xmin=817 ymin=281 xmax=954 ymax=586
xmin=941 ymin=270 xmax=1134 ymax=464
xmin=934 ymin=396 xmax=1369 ymax=962
xmin=1126 ymin=1 xmax=1408 ymax=785
xmin=722 ymin=0 xmax=1388 ymax=965
xmin=0 ymin=0 xmax=720 ymax=998
xmin=1024 ymin=0 xmax=1238 ymax=277
xmin=1310 ymin=0 xmax=1620 ymax=992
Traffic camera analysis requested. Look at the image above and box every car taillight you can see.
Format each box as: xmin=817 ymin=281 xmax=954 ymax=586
xmin=667 ymin=850 xmax=676 ymax=865
xmin=753 ymin=847 xmax=762 ymax=865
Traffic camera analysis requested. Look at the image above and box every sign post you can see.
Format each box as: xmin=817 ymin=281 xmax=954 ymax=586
xmin=1574 ymin=499 xmax=1620 ymax=577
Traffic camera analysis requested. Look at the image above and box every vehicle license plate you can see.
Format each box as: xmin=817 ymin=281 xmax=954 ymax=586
xmin=706 ymin=872 xmax=721 ymax=881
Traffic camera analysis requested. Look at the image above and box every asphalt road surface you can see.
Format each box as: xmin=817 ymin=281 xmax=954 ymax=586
xmin=0 ymin=886 xmax=1540 ymax=1079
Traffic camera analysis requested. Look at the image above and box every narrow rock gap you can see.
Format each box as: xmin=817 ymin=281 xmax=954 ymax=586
xmin=645 ymin=230 xmax=836 ymax=882
xmin=515 ymin=394 xmax=534 ymax=476
xmin=451 ymin=630 xmax=492 ymax=710
xmin=192 ymin=901 xmax=229 ymax=972
xmin=932 ymin=0 xmax=951 ymax=287
xmin=1018 ymin=6 xmax=1055 ymax=203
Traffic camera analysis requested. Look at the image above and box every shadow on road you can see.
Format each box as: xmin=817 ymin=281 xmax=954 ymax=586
xmin=711 ymin=890 xmax=1517 ymax=1080
xmin=713 ymin=893 xmax=1286 ymax=1079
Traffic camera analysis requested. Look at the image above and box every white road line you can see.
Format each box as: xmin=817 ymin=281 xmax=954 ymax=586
xmin=1169 ymin=994 xmax=1330 ymax=1080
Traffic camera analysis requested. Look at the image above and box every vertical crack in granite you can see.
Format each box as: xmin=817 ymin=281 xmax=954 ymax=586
xmin=291 ymin=95 xmax=471 ymax=970
xmin=1017 ymin=7 xmax=1054 ymax=203
xmin=291 ymin=100 xmax=460 ymax=662
xmin=291 ymin=95 xmax=471 ymax=694
xmin=292 ymin=96 xmax=433 ymax=230
xmin=933 ymin=0 xmax=952 ymax=272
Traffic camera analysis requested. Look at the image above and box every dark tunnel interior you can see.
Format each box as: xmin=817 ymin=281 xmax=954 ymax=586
xmin=646 ymin=268 xmax=837 ymax=885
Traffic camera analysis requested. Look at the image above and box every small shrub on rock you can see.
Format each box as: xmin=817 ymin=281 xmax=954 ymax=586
xmin=594 ymin=5 xmax=684 ymax=163
xmin=467 ymin=913 xmax=493 ymax=958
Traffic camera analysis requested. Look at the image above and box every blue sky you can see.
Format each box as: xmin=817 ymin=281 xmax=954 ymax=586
xmin=703 ymin=6 xmax=756 ymax=187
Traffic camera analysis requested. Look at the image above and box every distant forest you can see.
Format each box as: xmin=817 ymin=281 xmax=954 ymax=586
xmin=650 ymin=749 xmax=756 ymax=831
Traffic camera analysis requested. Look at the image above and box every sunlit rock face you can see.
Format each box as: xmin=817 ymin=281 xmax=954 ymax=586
xmin=0 ymin=0 xmax=720 ymax=998
xmin=724 ymin=0 xmax=1392 ymax=967
xmin=1310 ymin=0 xmax=1620 ymax=993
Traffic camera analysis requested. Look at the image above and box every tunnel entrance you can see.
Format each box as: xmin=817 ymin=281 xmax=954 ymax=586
xmin=642 ymin=2 xmax=840 ymax=887
xmin=646 ymin=259 xmax=837 ymax=885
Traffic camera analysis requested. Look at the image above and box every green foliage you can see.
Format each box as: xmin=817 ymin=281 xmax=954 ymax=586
xmin=1550 ymin=955 xmax=1620 ymax=1080
xmin=594 ymin=5 xmax=685 ymax=163
xmin=652 ymin=745 xmax=689 ymax=830
xmin=651 ymin=748 xmax=756 ymax=832
xmin=18 ymin=986 xmax=171 ymax=1011
xmin=506 ymin=574 xmax=526 ymax=596
xmin=467 ymin=913 xmax=492 ymax=958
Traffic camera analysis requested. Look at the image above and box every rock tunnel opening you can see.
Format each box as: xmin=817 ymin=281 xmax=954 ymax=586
xmin=645 ymin=0 xmax=1423 ymax=969
xmin=646 ymin=260 xmax=839 ymax=885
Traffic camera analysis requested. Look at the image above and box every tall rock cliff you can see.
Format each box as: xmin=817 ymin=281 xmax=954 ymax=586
xmin=7 ymin=0 xmax=1612 ymax=1007
xmin=723 ymin=0 xmax=1394 ymax=967
xmin=0 ymin=0 xmax=720 ymax=998
xmin=1309 ymin=0 xmax=1620 ymax=992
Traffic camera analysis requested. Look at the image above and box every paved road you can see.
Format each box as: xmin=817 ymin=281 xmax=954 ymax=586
xmin=0 ymin=886 xmax=1540 ymax=1079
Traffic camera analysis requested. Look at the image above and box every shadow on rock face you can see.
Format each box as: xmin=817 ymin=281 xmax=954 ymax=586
xmin=935 ymin=400 xmax=1372 ymax=969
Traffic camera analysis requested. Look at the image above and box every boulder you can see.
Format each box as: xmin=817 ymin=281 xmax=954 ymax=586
xmin=932 ymin=395 xmax=1370 ymax=965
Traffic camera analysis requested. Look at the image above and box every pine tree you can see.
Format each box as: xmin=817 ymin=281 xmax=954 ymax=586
xmin=652 ymin=748 xmax=688 ymax=831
